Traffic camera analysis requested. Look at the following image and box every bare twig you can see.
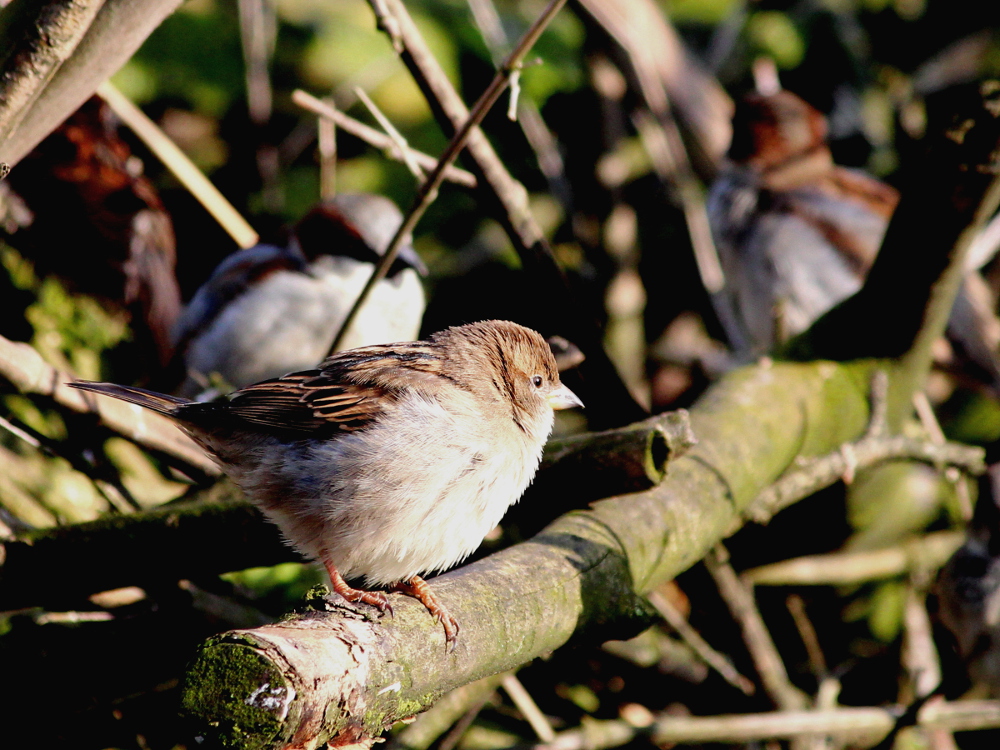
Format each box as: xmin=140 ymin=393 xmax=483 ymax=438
xmin=438 ymin=694 xmax=496 ymax=750
xmin=318 ymin=102 xmax=337 ymax=199
xmin=742 ymin=531 xmax=966 ymax=588
xmin=354 ymin=86 xmax=425 ymax=183
xmin=749 ymin=436 xmax=982 ymax=524
xmin=706 ymin=545 xmax=809 ymax=710
xmin=632 ymin=106 xmax=725 ymax=295
xmin=521 ymin=701 xmax=1000 ymax=750
xmin=501 ymin=674 xmax=555 ymax=742
xmin=0 ymin=412 xmax=141 ymax=513
xmin=331 ymin=0 xmax=569 ymax=353
xmin=647 ymin=590 xmax=756 ymax=696
xmin=574 ymin=0 xmax=733 ymax=175
xmin=237 ymin=0 xmax=275 ymax=127
xmin=97 ymin=82 xmax=259 ymax=249
xmin=914 ymin=391 xmax=974 ymax=520
xmin=901 ymin=585 xmax=942 ymax=701
xmin=465 ymin=0 xmax=572 ymax=211
xmin=785 ymin=595 xmax=828 ymax=680
xmin=292 ymin=90 xmax=476 ymax=188
xmin=746 ymin=373 xmax=983 ymax=524
xmin=650 ymin=701 xmax=1000 ymax=746
xmin=391 ymin=675 xmax=503 ymax=750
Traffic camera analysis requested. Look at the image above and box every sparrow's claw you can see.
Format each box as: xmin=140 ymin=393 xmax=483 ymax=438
xmin=441 ymin=612 xmax=460 ymax=653
xmin=394 ymin=575 xmax=460 ymax=651
xmin=325 ymin=561 xmax=393 ymax=616
xmin=351 ymin=588 xmax=393 ymax=615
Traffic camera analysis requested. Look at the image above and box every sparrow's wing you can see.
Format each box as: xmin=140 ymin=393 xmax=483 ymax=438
xmin=217 ymin=342 xmax=445 ymax=434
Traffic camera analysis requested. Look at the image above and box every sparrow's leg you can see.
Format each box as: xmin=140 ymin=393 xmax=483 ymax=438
xmin=394 ymin=575 xmax=460 ymax=650
xmin=323 ymin=558 xmax=393 ymax=615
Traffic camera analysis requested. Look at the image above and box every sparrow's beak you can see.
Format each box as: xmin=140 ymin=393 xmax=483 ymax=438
xmin=397 ymin=242 xmax=429 ymax=276
xmin=547 ymin=384 xmax=584 ymax=410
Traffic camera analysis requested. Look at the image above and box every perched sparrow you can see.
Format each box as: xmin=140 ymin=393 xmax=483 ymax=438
xmin=708 ymin=90 xmax=1000 ymax=387
xmin=71 ymin=320 xmax=583 ymax=647
xmin=707 ymin=90 xmax=899 ymax=356
xmin=173 ymin=193 xmax=426 ymax=396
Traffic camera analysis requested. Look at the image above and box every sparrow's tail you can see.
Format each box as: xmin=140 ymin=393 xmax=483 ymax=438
xmin=68 ymin=381 xmax=190 ymax=417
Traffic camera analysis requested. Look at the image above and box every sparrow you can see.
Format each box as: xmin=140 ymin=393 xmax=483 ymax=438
xmin=707 ymin=89 xmax=899 ymax=357
xmin=172 ymin=192 xmax=426 ymax=396
xmin=71 ymin=320 xmax=583 ymax=647
xmin=4 ymin=95 xmax=182 ymax=367
xmin=708 ymin=90 xmax=1000 ymax=389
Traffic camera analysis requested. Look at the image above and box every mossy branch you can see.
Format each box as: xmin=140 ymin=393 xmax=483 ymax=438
xmin=178 ymin=359 xmax=887 ymax=749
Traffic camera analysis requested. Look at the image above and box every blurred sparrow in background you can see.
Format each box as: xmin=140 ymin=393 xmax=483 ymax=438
xmin=708 ymin=89 xmax=1000 ymax=389
xmin=71 ymin=320 xmax=583 ymax=648
xmin=173 ymin=192 xmax=426 ymax=396
xmin=707 ymin=89 xmax=898 ymax=357
xmin=3 ymin=96 xmax=182 ymax=366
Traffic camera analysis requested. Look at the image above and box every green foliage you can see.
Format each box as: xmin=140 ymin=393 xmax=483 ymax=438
xmin=746 ymin=11 xmax=805 ymax=70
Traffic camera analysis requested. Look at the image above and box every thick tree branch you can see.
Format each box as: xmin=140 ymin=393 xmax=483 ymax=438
xmin=178 ymin=359 xmax=885 ymax=749
xmin=0 ymin=486 xmax=292 ymax=611
xmin=0 ymin=0 xmax=183 ymax=167
xmin=0 ymin=0 xmax=105 ymax=146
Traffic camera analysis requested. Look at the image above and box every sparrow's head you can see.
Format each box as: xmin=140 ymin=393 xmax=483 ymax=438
xmin=294 ymin=193 xmax=427 ymax=276
xmin=729 ymin=90 xmax=829 ymax=171
xmin=434 ymin=320 xmax=583 ymax=441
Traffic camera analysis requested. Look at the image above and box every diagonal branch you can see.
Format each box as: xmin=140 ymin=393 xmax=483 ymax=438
xmin=329 ymin=0 xmax=569 ymax=354
xmin=0 ymin=0 xmax=183 ymax=167
xmin=291 ymin=90 xmax=477 ymax=188
xmin=0 ymin=0 xmax=106 ymax=147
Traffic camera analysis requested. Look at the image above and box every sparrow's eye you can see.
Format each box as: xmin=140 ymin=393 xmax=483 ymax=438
xmin=531 ymin=375 xmax=544 ymax=388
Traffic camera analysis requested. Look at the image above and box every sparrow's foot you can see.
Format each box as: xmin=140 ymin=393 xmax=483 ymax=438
xmin=326 ymin=563 xmax=394 ymax=616
xmin=394 ymin=575 xmax=460 ymax=651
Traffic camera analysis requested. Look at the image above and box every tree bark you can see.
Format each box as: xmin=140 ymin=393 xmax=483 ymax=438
xmin=0 ymin=0 xmax=182 ymax=167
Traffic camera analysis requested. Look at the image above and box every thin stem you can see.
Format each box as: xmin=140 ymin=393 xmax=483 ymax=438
xmin=318 ymin=101 xmax=337 ymax=200
xmin=96 ymin=82 xmax=259 ymax=249
xmin=706 ymin=545 xmax=808 ymax=711
xmin=292 ymin=89 xmax=476 ymax=188
xmin=647 ymin=590 xmax=756 ymax=696
xmin=329 ymin=0 xmax=568 ymax=354
xmin=354 ymin=86 xmax=425 ymax=183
